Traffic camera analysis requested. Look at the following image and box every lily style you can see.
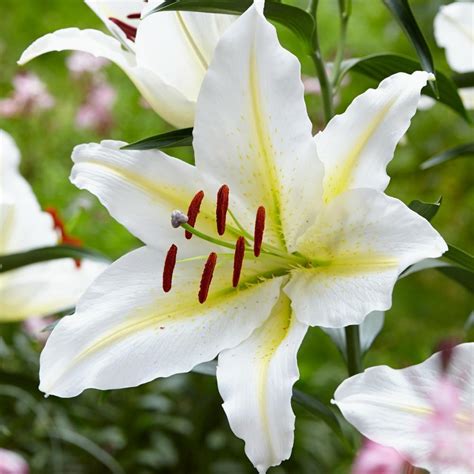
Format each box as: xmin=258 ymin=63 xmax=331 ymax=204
xmin=39 ymin=3 xmax=447 ymax=472
xmin=334 ymin=343 xmax=474 ymax=474
xmin=18 ymin=0 xmax=234 ymax=127
xmin=0 ymin=130 xmax=107 ymax=322
xmin=434 ymin=1 xmax=474 ymax=109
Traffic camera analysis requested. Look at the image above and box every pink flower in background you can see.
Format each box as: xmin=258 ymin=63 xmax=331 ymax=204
xmin=66 ymin=51 xmax=108 ymax=78
xmin=0 ymin=449 xmax=29 ymax=474
xmin=76 ymin=80 xmax=116 ymax=134
xmin=335 ymin=343 xmax=474 ymax=474
xmin=23 ymin=316 xmax=55 ymax=344
xmin=0 ymin=72 xmax=54 ymax=118
xmin=420 ymin=377 xmax=474 ymax=471
xmin=302 ymin=75 xmax=321 ymax=95
xmin=352 ymin=440 xmax=407 ymax=474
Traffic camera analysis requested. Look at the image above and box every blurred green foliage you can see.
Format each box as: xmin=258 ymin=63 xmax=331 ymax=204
xmin=0 ymin=0 xmax=472 ymax=472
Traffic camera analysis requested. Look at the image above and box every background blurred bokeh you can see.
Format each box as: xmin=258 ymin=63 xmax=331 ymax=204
xmin=0 ymin=0 xmax=472 ymax=472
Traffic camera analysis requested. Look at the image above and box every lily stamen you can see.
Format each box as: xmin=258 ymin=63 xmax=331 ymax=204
xmin=199 ymin=252 xmax=218 ymax=303
xmin=216 ymin=184 xmax=229 ymax=236
xmin=108 ymin=17 xmax=137 ymax=41
xmin=163 ymin=244 xmax=178 ymax=292
xmin=232 ymin=236 xmax=245 ymax=287
xmin=186 ymin=190 xmax=205 ymax=239
xmin=253 ymin=206 xmax=266 ymax=257
xmin=127 ymin=13 xmax=141 ymax=19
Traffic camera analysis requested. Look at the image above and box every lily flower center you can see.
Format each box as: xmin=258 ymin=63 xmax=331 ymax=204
xmin=163 ymin=185 xmax=329 ymax=303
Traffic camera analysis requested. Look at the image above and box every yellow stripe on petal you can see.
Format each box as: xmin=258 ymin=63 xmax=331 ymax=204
xmin=249 ymin=48 xmax=286 ymax=249
xmin=323 ymin=98 xmax=397 ymax=204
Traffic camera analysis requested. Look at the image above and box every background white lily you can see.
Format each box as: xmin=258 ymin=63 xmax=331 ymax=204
xmin=38 ymin=3 xmax=446 ymax=472
xmin=18 ymin=0 xmax=234 ymax=127
xmin=0 ymin=130 xmax=107 ymax=322
xmin=334 ymin=343 xmax=474 ymax=474
xmin=434 ymin=1 xmax=474 ymax=109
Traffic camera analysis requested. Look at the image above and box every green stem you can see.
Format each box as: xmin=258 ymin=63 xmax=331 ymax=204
xmin=345 ymin=325 xmax=362 ymax=376
xmin=309 ymin=0 xmax=333 ymax=123
xmin=331 ymin=0 xmax=351 ymax=87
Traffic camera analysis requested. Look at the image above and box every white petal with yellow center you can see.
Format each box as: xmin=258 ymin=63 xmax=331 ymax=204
xmin=316 ymin=71 xmax=431 ymax=203
xmin=40 ymin=246 xmax=285 ymax=397
xmin=193 ymin=6 xmax=323 ymax=252
xmin=217 ymin=293 xmax=307 ymax=474
xmin=285 ymin=189 xmax=447 ymax=327
xmin=71 ymin=140 xmax=228 ymax=255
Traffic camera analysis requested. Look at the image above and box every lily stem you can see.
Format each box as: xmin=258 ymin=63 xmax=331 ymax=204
xmin=345 ymin=325 xmax=363 ymax=376
xmin=331 ymin=0 xmax=351 ymax=87
xmin=309 ymin=0 xmax=333 ymax=123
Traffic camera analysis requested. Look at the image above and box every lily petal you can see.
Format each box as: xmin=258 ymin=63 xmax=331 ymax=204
xmin=0 ymin=260 xmax=106 ymax=322
xmin=217 ymin=293 xmax=307 ymax=473
xmin=135 ymin=10 xmax=235 ymax=101
xmin=40 ymin=246 xmax=284 ymax=397
xmin=71 ymin=140 xmax=224 ymax=253
xmin=0 ymin=130 xmax=108 ymax=320
xmin=18 ymin=28 xmax=195 ymax=127
xmin=285 ymin=189 xmax=447 ymax=327
xmin=434 ymin=2 xmax=474 ymax=73
xmin=193 ymin=5 xmax=323 ymax=252
xmin=333 ymin=343 xmax=474 ymax=474
xmin=317 ymin=72 xmax=431 ymax=203
xmin=0 ymin=129 xmax=20 ymax=171
xmin=1 ymin=131 xmax=56 ymax=254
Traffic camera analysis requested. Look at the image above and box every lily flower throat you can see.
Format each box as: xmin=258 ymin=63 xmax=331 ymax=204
xmin=163 ymin=184 xmax=329 ymax=304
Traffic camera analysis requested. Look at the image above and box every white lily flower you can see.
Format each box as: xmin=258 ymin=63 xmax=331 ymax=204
xmin=0 ymin=130 xmax=107 ymax=321
xmin=434 ymin=1 xmax=474 ymax=109
xmin=39 ymin=4 xmax=446 ymax=472
xmin=334 ymin=343 xmax=474 ymax=474
xmin=18 ymin=0 xmax=235 ymax=127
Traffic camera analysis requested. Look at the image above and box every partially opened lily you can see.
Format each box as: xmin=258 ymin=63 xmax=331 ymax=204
xmin=434 ymin=1 xmax=474 ymax=109
xmin=18 ymin=0 xmax=234 ymax=127
xmin=39 ymin=3 xmax=446 ymax=472
xmin=334 ymin=343 xmax=474 ymax=474
xmin=0 ymin=130 xmax=108 ymax=321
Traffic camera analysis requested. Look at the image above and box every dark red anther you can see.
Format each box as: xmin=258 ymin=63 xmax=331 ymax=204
xmin=162 ymin=244 xmax=178 ymax=292
xmin=216 ymin=185 xmax=229 ymax=236
xmin=232 ymin=237 xmax=245 ymax=288
xmin=253 ymin=206 xmax=266 ymax=257
xmin=186 ymin=190 xmax=205 ymax=239
xmin=109 ymin=17 xmax=137 ymax=41
xmin=198 ymin=252 xmax=217 ymax=304
xmin=127 ymin=12 xmax=141 ymax=19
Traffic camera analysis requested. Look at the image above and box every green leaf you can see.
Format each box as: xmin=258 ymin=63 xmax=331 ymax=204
xmin=0 ymin=245 xmax=110 ymax=273
xmin=420 ymin=143 xmax=474 ymax=170
xmin=408 ymin=197 xmax=441 ymax=221
xmin=148 ymin=0 xmax=315 ymax=51
xmin=50 ymin=428 xmax=125 ymax=474
xmin=444 ymin=244 xmax=474 ymax=273
xmin=292 ymin=388 xmax=344 ymax=437
xmin=452 ymin=71 xmax=474 ymax=89
xmin=382 ymin=0 xmax=438 ymax=96
xmin=122 ymin=127 xmax=194 ymax=151
xmin=437 ymin=266 xmax=474 ymax=293
xmin=340 ymin=54 xmax=469 ymax=122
